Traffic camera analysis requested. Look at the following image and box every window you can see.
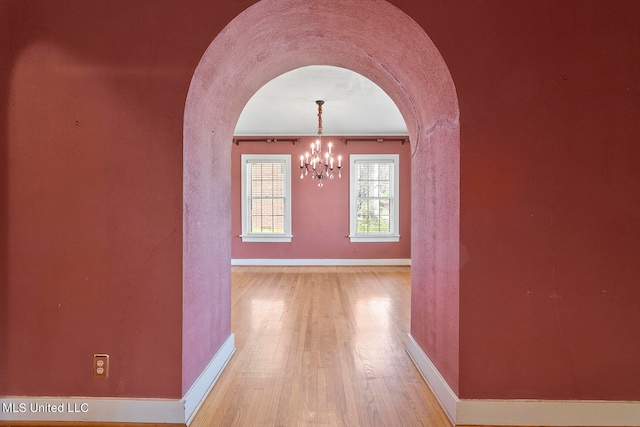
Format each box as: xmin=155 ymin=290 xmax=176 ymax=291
xmin=240 ymin=154 xmax=292 ymax=242
xmin=349 ymin=154 xmax=400 ymax=242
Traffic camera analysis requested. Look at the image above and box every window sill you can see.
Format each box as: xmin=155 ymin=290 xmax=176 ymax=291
xmin=348 ymin=234 xmax=400 ymax=243
xmin=240 ymin=234 xmax=293 ymax=243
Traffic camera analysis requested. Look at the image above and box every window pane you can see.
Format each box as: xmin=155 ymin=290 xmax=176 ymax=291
xmin=378 ymin=164 xmax=390 ymax=180
xmin=251 ymin=199 xmax=262 ymax=216
xmin=248 ymin=161 xmax=286 ymax=234
xmin=355 ymin=161 xmax=393 ymax=234
xmin=272 ymin=179 xmax=284 ymax=197
xmin=379 ymin=181 xmax=390 ymax=197
xmin=356 ymin=180 xmax=370 ymax=197
xmin=379 ymin=199 xmax=390 ymax=217
xmin=349 ymin=154 xmax=399 ymax=242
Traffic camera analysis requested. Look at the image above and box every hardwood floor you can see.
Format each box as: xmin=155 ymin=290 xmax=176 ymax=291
xmin=190 ymin=266 xmax=452 ymax=427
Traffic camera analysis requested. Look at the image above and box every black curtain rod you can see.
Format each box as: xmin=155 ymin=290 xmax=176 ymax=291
xmin=233 ymin=138 xmax=301 ymax=145
xmin=341 ymin=137 xmax=409 ymax=145
xmin=233 ymin=137 xmax=409 ymax=145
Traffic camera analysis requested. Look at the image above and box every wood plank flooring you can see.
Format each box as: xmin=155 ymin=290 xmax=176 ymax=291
xmin=190 ymin=266 xmax=452 ymax=427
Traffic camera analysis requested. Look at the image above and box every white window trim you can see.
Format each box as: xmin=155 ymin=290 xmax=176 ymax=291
xmin=349 ymin=154 xmax=400 ymax=243
xmin=240 ymin=154 xmax=292 ymax=243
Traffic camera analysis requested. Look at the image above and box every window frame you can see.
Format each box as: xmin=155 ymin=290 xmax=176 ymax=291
xmin=349 ymin=154 xmax=400 ymax=243
xmin=240 ymin=154 xmax=293 ymax=243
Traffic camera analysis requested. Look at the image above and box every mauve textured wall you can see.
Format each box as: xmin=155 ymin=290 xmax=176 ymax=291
xmin=184 ymin=0 xmax=460 ymax=396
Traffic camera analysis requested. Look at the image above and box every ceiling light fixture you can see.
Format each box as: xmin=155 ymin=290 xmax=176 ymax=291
xmin=299 ymin=100 xmax=342 ymax=188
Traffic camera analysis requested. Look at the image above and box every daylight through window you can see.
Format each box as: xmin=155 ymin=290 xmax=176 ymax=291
xmin=349 ymin=154 xmax=400 ymax=242
xmin=241 ymin=154 xmax=292 ymax=242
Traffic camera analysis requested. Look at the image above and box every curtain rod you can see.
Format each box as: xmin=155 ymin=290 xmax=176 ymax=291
xmin=341 ymin=137 xmax=409 ymax=145
xmin=233 ymin=138 xmax=301 ymax=145
xmin=233 ymin=137 xmax=409 ymax=145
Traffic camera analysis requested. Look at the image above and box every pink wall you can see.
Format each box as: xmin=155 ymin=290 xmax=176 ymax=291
xmin=186 ymin=0 xmax=460 ymax=395
xmin=418 ymin=0 xmax=640 ymax=400
xmin=1 ymin=3 xmax=189 ymax=397
xmin=231 ymin=137 xmax=411 ymax=260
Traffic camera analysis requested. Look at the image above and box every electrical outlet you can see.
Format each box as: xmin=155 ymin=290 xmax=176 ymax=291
xmin=93 ymin=354 xmax=109 ymax=379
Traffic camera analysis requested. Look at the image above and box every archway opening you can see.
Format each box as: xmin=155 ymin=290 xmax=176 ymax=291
xmin=183 ymin=0 xmax=460 ymax=400
xmin=231 ymin=65 xmax=411 ymax=262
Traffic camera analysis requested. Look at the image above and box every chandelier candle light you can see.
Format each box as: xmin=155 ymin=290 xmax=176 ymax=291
xmin=299 ymin=100 xmax=342 ymax=188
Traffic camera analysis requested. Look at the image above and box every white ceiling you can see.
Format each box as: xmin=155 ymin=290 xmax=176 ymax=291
xmin=233 ymin=66 xmax=408 ymax=136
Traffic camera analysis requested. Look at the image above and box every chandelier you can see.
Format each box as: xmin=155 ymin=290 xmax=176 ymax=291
xmin=299 ymin=100 xmax=342 ymax=188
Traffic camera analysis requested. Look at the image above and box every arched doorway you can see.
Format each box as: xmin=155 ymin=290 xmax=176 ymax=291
xmin=183 ymin=0 xmax=460 ymax=405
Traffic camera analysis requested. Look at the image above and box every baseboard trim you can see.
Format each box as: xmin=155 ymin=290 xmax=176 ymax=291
xmin=457 ymin=399 xmax=640 ymax=426
xmin=231 ymin=258 xmax=411 ymax=266
xmin=184 ymin=333 xmax=235 ymax=425
xmin=0 ymin=397 xmax=185 ymax=424
xmin=405 ymin=334 xmax=640 ymax=426
xmin=0 ymin=334 xmax=236 ymax=425
xmin=405 ymin=333 xmax=458 ymax=424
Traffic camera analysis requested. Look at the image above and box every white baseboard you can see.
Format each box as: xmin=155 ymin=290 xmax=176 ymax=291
xmin=0 ymin=333 xmax=235 ymax=425
xmin=184 ymin=333 xmax=235 ymax=424
xmin=0 ymin=397 xmax=185 ymax=424
xmin=405 ymin=333 xmax=459 ymax=424
xmin=231 ymin=258 xmax=411 ymax=266
xmin=457 ymin=399 xmax=640 ymax=426
xmin=405 ymin=334 xmax=640 ymax=426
